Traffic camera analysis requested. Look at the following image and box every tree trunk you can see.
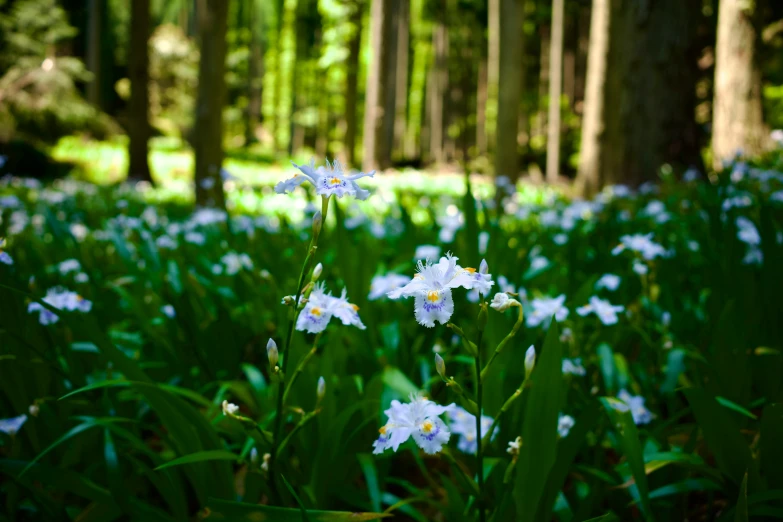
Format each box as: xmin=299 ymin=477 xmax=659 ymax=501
xmin=428 ymin=6 xmax=448 ymax=165
xmin=476 ymin=59 xmax=488 ymax=155
xmin=362 ymin=0 xmax=397 ymax=171
xmin=712 ymin=0 xmax=768 ymax=169
xmin=546 ymin=0 xmax=564 ymax=183
xmin=244 ymin=2 xmax=263 ymax=147
xmin=393 ymin=0 xmax=410 ymax=162
xmin=486 ymin=0 xmax=500 ymax=156
xmin=576 ymin=0 xmax=702 ymax=196
xmin=86 ymin=0 xmax=104 ymax=108
xmin=193 ymin=0 xmax=229 ymax=208
xmin=127 ymin=0 xmax=153 ymax=184
xmin=494 ymin=0 xmax=524 ymax=179
xmin=344 ymin=0 xmax=363 ymax=166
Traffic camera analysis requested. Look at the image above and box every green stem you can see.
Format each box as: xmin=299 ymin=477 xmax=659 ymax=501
xmin=275 ymin=409 xmax=320 ymax=459
xmin=482 ymin=375 xmax=529 ymax=446
xmin=282 ymin=334 xmax=322 ymax=404
xmin=480 ymin=303 xmax=523 ymax=382
xmin=474 ymin=328 xmax=485 ymax=522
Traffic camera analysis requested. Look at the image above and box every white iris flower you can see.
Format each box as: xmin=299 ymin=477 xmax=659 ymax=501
xmin=373 ymin=393 xmax=454 ymax=455
xmin=388 ymin=254 xmax=478 ymax=328
xmin=296 ymin=283 xmax=365 ymax=334
xmin=276 ymin=159 xmax=375 ymax=200
xmin=577 ymin=296 xmax=624 ymax=325
xmin=615 ymin=389 xmax=654 ymax=425
xmin=448 ymin=406 xmax=495 ymax=455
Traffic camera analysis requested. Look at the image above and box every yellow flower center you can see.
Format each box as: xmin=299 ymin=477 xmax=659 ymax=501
xmin=414 ymin=274 xmax=424 ymax=279
xmin=379 ymin=425 xmax=387 ymax=435
xmin=311 ymin=307 xmax=322 ymax=317
xmin=465 ymin=267 xmax=476 ymax=273
xmin=329 ymin=177 xmax=342 ymax=185
xmin=351 ymin=304 xmax=360 ymax=311
xmin=426 ymin=290 xmax=440 ymax=303
xmin=421 ymin=420 xmax=434 ymax=433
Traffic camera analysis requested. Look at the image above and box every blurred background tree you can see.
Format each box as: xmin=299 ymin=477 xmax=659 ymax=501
xmin=0 ymin=0 xmax=782 ymax=202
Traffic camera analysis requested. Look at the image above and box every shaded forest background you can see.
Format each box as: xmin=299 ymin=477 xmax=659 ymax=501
xmin=1 ymin=0 xmax=783 ymax=203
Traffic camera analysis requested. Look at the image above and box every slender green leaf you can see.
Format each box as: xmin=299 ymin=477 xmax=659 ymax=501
xmin=154 ymin=450 xmax=239 ymax=471
xmin=205 ymin=498 xmax=391 ymax=521
xmin=735 ymin=473 xmax=748 ymax=522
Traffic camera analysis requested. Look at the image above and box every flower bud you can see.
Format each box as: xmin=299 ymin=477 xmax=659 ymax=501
xmin=490 ymin=292 xmax=519 ymax=312
xmin=222 ymin=400 xmax=239 ymax=417
xmin=477 ymin=302 xmax=488 ymax=332
xmin=479 ymin=259 xmax=489 ymax=275
xmin=250 ymin=447 xmax=259 ymax=464
xmin=312 ymin=262 xmax=323 ymax=281
xmin=524 ymin=345 xmax=536 ymax=378
xmin=267 ymin=339 xmax=279 ymax=368
xmin=316 ymin=376 xmax=326 ymax=401
xmin=281 ymin=295 xmax=295 ymax=306
xmin=312 ymin=211 xmax=323 ymax=237
xmin=434 ymin=354 xmax=446 ymax=380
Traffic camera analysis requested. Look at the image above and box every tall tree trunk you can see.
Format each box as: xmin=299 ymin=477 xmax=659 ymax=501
xmin=546 ymin=0 xmax=564 ymax=183
xmin=534 ymin=26 xmax=550 ymax=145
xmin=362 ymin=0 xmax=397 ymax=171
xmin=393 ymin=0 xmax=410 ymax=162
xmin=193 ymin=0 xmax=229 ymax=208
xmin=344 ymin=0 xmax=363 ymax=166
xmin=127 ymin=0 xmax=153 ymax=184
xmin=486 ymin=0 xmax=500 ymax=156
xmin=712 ymin=0 xmax=768 ymax=168
xmin=275 ymin=0 xmax=297 ymax=154
xmin=576 ymin=0 xmax=702 ymax=196
xmin=429 ymin=6 xmax=448 ymax=165
xmin=494 ymin=0 xmax=524 ymax=179
xmin=244 ymin=2 xmax=263 ymax=147
xmin=86 ymin=0 xmax=104 ymax=108
xmin=476 ymin=59 xmax=488 ymax=155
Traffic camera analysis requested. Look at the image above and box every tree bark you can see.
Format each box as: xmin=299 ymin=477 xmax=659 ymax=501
xmin=127 ymin=0 xmax=153 ymax=184
xmin=712 ymin=0 xmax=768 ymax=169
xmin=193 ymin=0 xmax=229 ymax=208
xmin=546 ymin=0 xmax=564 ymax=183
xmin=393 ymin=0 xmax=410 ymax=162
xmin=428 ymin=5 xmax=448 ymax=165
xmin=486 ymin=0 xmax=500 ymax=156
xmin=86 ymin=0 xmax=104 ymax=109
xmin=244 ymin=2 xmax=263 ymax=147
xmin=494 ymin=0 xmax=524 ymax=179
xmin=576 ymin=0 xmax=702 ymax=196
xmin=362 ymin=0 xmax=397 ymax=171
xmin=344 ymin=0 xmax=363 ymax=166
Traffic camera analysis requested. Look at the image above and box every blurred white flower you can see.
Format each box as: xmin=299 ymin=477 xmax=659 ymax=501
xmin=368 ymin=273 xmax=410 ymax=300
xmin=57 ymin=259 xmax=81 ymax=275
xmin=414 ymin=244 xmax=441 ymax=262
xmin=277 ymin=159 xmax=375 ymax=200
xmin=478 ymin=231 xmax=490 ymax=255
xmin=577 ymin=296 xmax=624 ymax=326
xmin=222 ymin=252 xmax=253 ymax=275
xmin=74 ymin=272 xmax=89 ymax=283
xmin=615 ymin=390 xmax=653 ymax=425
xmin=0 ymin=414 xmax=27 ymax=435
xmin=507 ymin=436 xmax=522 ymax=456
xmin=373 ymin=394 xmax=454 ymax=455
xmin=612 ymin=233 xmax=667 ymax=260
xmin=388 ymin=254 xmax=476 ymax=328
xmin=632 ymin=261 xmax=649 ymax=275
xmin=736 ymin=216 xmax=760 ymax=246
xmin=161 ymin=305 xmax=176 ymax=319
xmin=448 ymin=406 xmax=495 ymax=455
xmin=527 ymin=295 xmax=569 ymax=328
xmin=562 ymin=358 xmax=586 ymax=376
xmin=0 ymin=238 xmax=12 ymax=265
xmin=28 ymin=287 xmax=92 ymax=325
xmin=222 ymin=400 xmax=239 ymax=417
xmin=595 ymin=273 xmax=621 ymax=291
xmin=184 ymin=232 xmax=206 ymax=245
xmin=156 ymin=235 xmax=177 ymax=249
xmin=558 ymin=414 xmax=575 ymax=437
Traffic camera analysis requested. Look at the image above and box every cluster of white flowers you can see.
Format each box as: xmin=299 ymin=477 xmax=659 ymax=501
xmin=373 ymin=394 xmax=454 ymax=455
xmin=595 ymin=273 xmax=621 ymax=291
xmin=388 ymin=254 xmax=493 ymax=328
xmin=612 ymin=233 xmax=668 ymax=260
xmin=526 ymin=295 xmax=569 ymax=328
xmin=614 ymin=389 xmax=654 ymax=425
xmin=27 ymin=287 xmax=92 ymax=325
xmin=296 ymin=282 xmax=365 ymax=334
xmin=558 ymin=414 xmax=575 ymax=438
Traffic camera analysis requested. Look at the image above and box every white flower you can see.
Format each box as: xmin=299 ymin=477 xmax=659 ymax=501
xmin=612 ymin=233 xmax=667 ymax=260
xmin=448 ymin=406 xmax=495 ymax=455
xmin=576 ymin=296 xmax=624 ymax=326
xmin=0 ymin=238 xmax=12 ymax=265
xmin=156 ymin=235 xmax=177 ymax=249
xmin=57 ymin=259 xmax=81 ymax=275
xmin=414 ymin=244 xmax=441 ymax=262
xmin=373 ymin=394 xmax=454 ymax=455
xmin=368 ymin=273 xmax=411 ymax=300
xmin=222 ymin=252 xmax=253 ymax=275
xmin=595 ymin=273 xmax=621 ymax=291
xmin=74 ymin=273 xmax=89 ymax=283
xmin=527 ymin=295 xmax=569 ymax=328
xmin=736 ymin=217 xmax=760 ymax=246
xmin=388 ymin=254 xmax=476 ymax=328
xmin=469 ymin=259 xmax=494 ymax=295
xmin=222 ymin=400 xmax=240 ymax=417
xmin=743 ymin=246 xmax=763 ymax=265
xmin=490 ymin=292 xmax=519 ymax=312
xmin=557 ymin=414 xmax=575 ymax=437
xmin=27 ymin=287 xmax=92 ymax=325
xmin=507 ymin=436 xmax=522 ymax=456
xmin=562 ymin=358 xmax=586 ymax=376
xmin=529 ymin=256 xmax=549 ymax=271
xmin=276 ymin=159 xmax=375 ymax=200
xmin=184 ymin=232 xmax=206 ymax=245
xmin=161 ymin=305 xmax=176 ymax=319
xmin=615 ymin=390 xmax=653 ymax=425
xmin=632 ymin=261 xmax=649 ymax=275
xmin=0 ymin=414 xmax=27 ymax=435
xmin=553 ymin=233 xmax=568 ymax=245
xmin=296 ymin=283 xmax=365 ymax=333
